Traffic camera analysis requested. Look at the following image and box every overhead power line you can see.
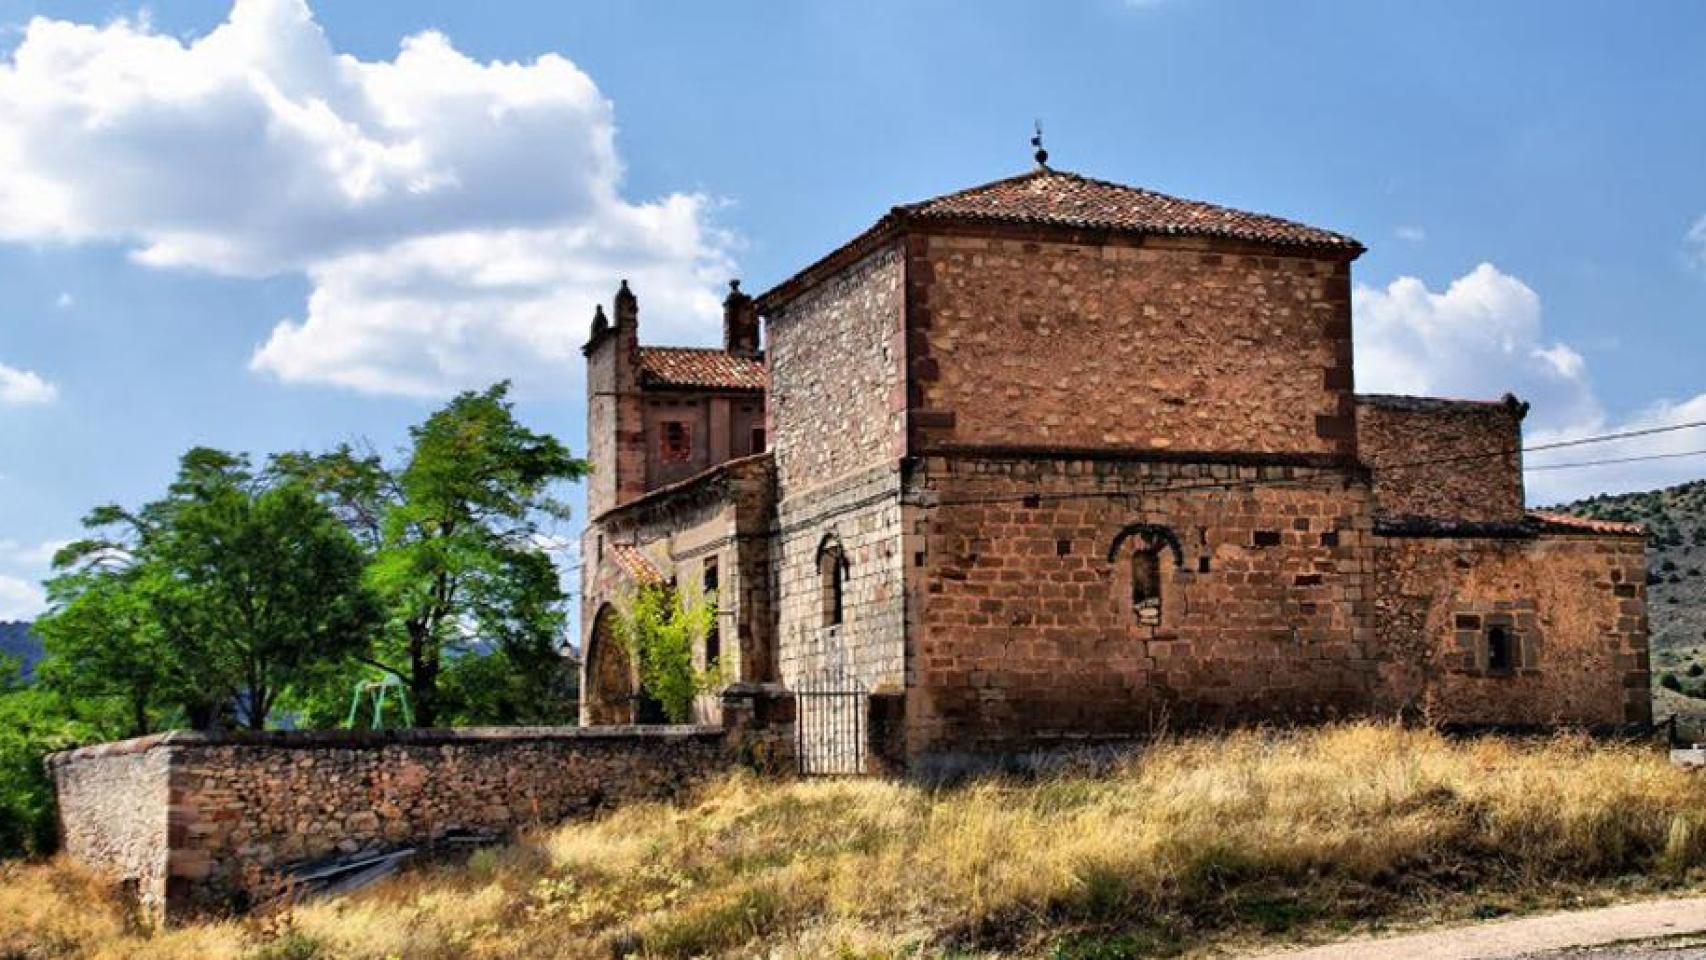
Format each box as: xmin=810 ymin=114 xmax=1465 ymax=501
xmin=1525 ymin=419 xmax=1706 ymax=453
xmin=912 ymin=420 xmax=1706 ymax=509
xmin=1373 ymin=418 xmax=1706 ymax=476
xmin=1524 ymin=447 xmax=1706 ymax=472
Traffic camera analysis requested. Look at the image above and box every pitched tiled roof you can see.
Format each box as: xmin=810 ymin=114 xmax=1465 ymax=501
xmin=1527 ymin=511 xmax=1647 ymax=537
xmin=899 ymin=168 xmax=1362 ymax=251
xmin=608 ymin=543 xmax=665 ymax=587
xmin=638 ymin=347 xmax=765 ymax=391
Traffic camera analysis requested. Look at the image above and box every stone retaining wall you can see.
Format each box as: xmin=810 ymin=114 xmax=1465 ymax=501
xmin=48 ymin=725 xmax=729 ymax=923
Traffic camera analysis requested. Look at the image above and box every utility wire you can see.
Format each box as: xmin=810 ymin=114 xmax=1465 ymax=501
xmin=1525 ymin=419 xmax=1706 ymax=453
xmin=1370 ymin=418 xmax=1706 ymax=476
xmin=1524 ymin=447 xmax=1706 ymax=472
xmin=912 ymin=421 xmax=1706 ymax=509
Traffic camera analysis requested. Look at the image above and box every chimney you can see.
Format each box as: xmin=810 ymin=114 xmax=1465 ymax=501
xmin=723 ymin=279 xmax=760 ymax=357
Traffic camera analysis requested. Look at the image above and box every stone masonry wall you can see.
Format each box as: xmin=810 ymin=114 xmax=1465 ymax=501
xmin=773 ymin=462 xmax=907 ymax=690
xmin=908 ymin=232 xmax=1356 ymax=458
xmin=766 ymin=240 xmax=904 ymax=495
xmin=1373 ymin=531 xmax=1651 ymax=727
xmin=903 ymin=454 xmax=1379 ymax=763
xmin=642 ymin=393 xmax=766 ymax=491
xmin=1356 ymin=395 xmax=1526 ymax=524
xmin=50 ymin=743 xmax=172 ymax=917
xmin=582 ymin=455 xmax=776 ymax=723
xmin=584 ymin=313 xmax=644 ymax=519
xmin=49 ymin=726 xmax=727 ymax=923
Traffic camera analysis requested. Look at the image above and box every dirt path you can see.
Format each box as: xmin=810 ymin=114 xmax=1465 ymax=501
xmin=1251 ymin=897 xmax=1706 ymax=960
xmin=1519 ymin=934 xmax=1706 ymax=959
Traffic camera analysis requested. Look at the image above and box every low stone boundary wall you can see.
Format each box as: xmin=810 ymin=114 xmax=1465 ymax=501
xmin=48 ymin=724 xmax=731 ymax=922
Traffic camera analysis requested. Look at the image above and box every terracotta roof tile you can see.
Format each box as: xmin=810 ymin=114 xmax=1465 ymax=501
xmin=1527 ymin=511 xmax=1647 ymax=537
xmin=900 ymin=168 xmax=1362 ymax=251
xmin=609 ymin=543 xmax=665 ymax=587
xmin=638 ymin=347 xmax=765 ymax=391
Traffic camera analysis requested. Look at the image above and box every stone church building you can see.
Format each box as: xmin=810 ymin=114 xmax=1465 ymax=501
xmin=579 ymin=159 xmax=1650 ymax=771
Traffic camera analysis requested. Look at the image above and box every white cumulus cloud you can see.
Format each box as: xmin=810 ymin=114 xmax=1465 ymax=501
xmin=0 ymin=361 xmax=57 ymax=404
xmin=0 ymin=575 xmax=45 ymax=621
xmin=0 ymin=0 xmax=733 ymax=396
xmin=1355 ymin=263 xmax=1706 ymax=503
xmin=0 ymin=538 xmax=70 ymax=569
xmin=0 ymin=537 xmax=69 ymax=622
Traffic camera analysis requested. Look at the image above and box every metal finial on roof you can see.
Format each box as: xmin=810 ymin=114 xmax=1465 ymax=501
xmin=1031 ymin=120 xmax=1049 ymax=169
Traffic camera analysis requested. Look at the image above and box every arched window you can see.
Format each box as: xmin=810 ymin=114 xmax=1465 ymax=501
xmin=1487 ymin=625 xmax=1513 ymax=674
xmin=818 ymin=536 xmax=847 ymax=628
xmin=1109 ymin=524 xmax=1180 ymax=628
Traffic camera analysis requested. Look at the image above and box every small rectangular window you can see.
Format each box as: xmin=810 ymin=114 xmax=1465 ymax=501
xmin=1487 ymin=625 xmax=1513 ymax=674
xmin=703 ymin=558 xmax=721 ymax=668
xmin=660 ymin=421 xmax=692 ymax=462
xmin=751 ymin=426 xmax=767 ymax=453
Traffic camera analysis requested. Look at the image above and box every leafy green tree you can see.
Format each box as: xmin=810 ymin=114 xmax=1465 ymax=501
xmin=437 ymin=645 xmax=582 ymax=726
xmin=33 ymin=565 xmax=170 ymax=737
xmin=152 ymin=471 xmax=379 ymax=729
xmin=274 ymin=383 xmax=587 ymax=727
xmin=0 ymin=656 xmax=128 ymax=857
xmin=611 ymin=585 xmax=720 ymax=723
xmin=35 ymin=448 xmax=379 ymax=730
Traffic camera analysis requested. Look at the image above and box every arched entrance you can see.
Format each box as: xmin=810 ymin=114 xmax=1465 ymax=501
xmin=585 ymin=604 xmax=635 ymax=725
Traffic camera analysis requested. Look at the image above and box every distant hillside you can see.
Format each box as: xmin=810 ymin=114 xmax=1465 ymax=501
xmin=1547 ymin=479 xmax=1706 ymax=720
xmin=0 ymin=621 xmax=42 ymax=682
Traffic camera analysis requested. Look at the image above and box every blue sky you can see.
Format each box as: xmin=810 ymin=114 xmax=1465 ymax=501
xmin=1 ymin=0 xmax=1704 ymax=618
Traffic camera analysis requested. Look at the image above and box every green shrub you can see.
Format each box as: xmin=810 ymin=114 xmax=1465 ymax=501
xmin=611 ymin=585 xmax=720 ymax=723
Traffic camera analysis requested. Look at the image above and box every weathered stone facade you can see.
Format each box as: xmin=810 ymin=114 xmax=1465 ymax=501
xmin=1356 ymin=394 xmax=1529 ymax=525
xmin=579 ymin=162 xmax=1651 ymax=771
xmin=773 ymin=463 xmax=907 ymax=688
xmin=1373 ymin=529 xmax=1650 ymax=727
xmin=49 ymin=726 xmax=730 ymax=922
xmin=908 ymin=233 xmax=1355 ymax=458
xmin=49 ymin=744 xmax=172 ymax=916
xmin=904 ymin=455 xmax=1378 ymax=758
xmin=766 ymin=240 xmax=906 ymax=490
xmin=580 ymin=454 xmax=776 ymax=724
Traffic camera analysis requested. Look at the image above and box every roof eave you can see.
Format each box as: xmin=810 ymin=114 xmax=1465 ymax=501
xmin=755 ymin=210 xmax=908 ymax=315
xmin=755 ymin=199 xmax=1365 ymax=314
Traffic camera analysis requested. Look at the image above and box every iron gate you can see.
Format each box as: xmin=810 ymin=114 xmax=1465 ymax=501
xmin=795 ymin=669 xmax=869 ymax=776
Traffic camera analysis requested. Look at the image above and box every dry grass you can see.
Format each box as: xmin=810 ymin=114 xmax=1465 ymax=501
xmin=4 ymin=723 xmax=1706 ymax=960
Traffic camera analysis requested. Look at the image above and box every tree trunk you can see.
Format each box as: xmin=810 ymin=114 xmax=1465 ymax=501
xmin=187 ymin=700 xmax=219 ymax=732
xmin=131 ymin=693 xmax=150 ymax=739
xmin=247 ymin=686 xmax=267 ymax=731
xmin=409 ymin=620 xmax=438 ymax=728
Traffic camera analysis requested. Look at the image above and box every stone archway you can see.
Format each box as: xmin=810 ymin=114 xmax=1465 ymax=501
xmin=585 ymin=603 xmax=635 ymax=725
